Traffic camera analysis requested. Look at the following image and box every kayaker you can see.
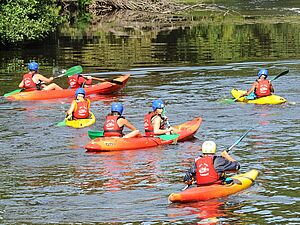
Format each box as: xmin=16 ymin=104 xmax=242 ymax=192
xmin=19 ymin=62 xmax=63 ymax=91
xmin=66 ymin=88 xmax=91 ymax=120
xmin=103 ymin=102 xmax=141 ymax=138
xmin=239 ymin=69 xmax=274 ymax=99
xmin=144 ymin=99 xmax=176 ymax=136
xmin=183 ymin=141 xmax=240 ymax=186
xmin=68 ymin=73 xmax=93 ymax=89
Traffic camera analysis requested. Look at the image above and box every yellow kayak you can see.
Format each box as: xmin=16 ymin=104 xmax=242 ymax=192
xmin=65 ymin=112 xmax=96 ymax=128
xmin=231 ymin=89 xmax=286 ymax=104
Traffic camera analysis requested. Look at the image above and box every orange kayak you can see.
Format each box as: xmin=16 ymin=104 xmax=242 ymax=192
xmin=85 ymin=117 xmax=202 ymax=152
xmin=6 ymin=75 xmax=130 ymax=101
xmin=168 ymin=169 xmax=259 ymax=203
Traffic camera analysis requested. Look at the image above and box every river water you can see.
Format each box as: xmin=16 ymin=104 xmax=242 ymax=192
xmin=1 ymin=2 xmax=300 ymax=224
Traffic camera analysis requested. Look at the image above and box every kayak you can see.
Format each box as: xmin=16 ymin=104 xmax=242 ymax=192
xmin=168 ymin=169 xmax=259 ymax=203
xmin=65 ymin=112 xmax=96 ymax=128
xmin=6 ymin=75 xmax=130 ymax=101
xmin=231 ymin=89 xmax=286 ymax=104
xmin=85 ymin=117 xmax=202 ymax=152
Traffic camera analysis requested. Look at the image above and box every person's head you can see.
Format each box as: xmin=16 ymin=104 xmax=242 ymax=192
xmin=258 ymin=69 xmax=268 ymax=79
xmin=201 ymin=141 xmax=217 ymax=155
xmin=75 ymin=88 xmax=86 ymax=99
xmin=28 ymin=62 xmax=38 ymax=72
xmin=111 ymin=102 xmax=123 ymax=115
xmin=152 ymin=99 xmax=165 ymax=113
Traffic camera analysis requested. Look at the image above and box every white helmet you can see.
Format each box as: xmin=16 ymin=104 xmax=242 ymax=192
xmin=202 ymin=141 xmax=217 ymax=154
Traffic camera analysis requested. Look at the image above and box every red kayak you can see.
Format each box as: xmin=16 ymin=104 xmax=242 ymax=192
xmin=6 ymin=75 xmax=130 ymax=101
xmin=85 ymin=117 xmax=202 ymax=152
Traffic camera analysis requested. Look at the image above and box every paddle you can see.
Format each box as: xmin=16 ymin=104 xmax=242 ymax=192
xmin=88 ymin=76 xmax=123 ymax=85
xmin=87 ymin=130 xmax=179 ymax=141
xmin=4 ymin=65 xmax=83 ymax=97
xmin=182 ymin=126 xmax=255 ymax=191
xmin=225 ymin=69 xmax=289 ymax=103
xmin=56 ymin=119 xmax=67 ymax=127
xmin=56 ymin=115 xmax=73 ymax=127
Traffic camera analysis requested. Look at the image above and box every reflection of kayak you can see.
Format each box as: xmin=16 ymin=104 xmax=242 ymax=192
xmin=168 ymin=169 xmax=259 ymax=203
xmin=6 ymin=75 xmax=130 ymax=101
xmin=65 ymin=112 xmax=96 ymax=128
xmin=231 ymin=89 xmax=286 ymax=104
xmin=85 ymin=117 xmax=202 ymax=152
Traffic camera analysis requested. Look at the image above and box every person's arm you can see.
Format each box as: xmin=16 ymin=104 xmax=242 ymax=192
xmin=153 ymin=116 xmax=172 ymax=135
xmin=221 ymin=150 xmax=236 ymax=162
xmin=270 ymin=81 xmax=274 ymax=93
xmin=66 ymin=101 xmax=76 ymax=116
xmin=35 ymin=74 xmax=53 ymax=83
xmin=119 ymin=118 xmax=137 ymax=131
xmin=183 ymin=162 xmax=197 ymax=184
xmin=214 ymin=154 xmax=240 ymax=173
xmin=18 ymin=80 xmax=24 ymax=88
xmin=240 ymin=82 xmax=256 ymax=97
xmin=118 ymin=118 xmax=141 ymax=138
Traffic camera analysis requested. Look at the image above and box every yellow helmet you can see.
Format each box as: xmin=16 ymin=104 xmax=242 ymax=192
xmin=202 ymin=141 xmax=217 ymax=154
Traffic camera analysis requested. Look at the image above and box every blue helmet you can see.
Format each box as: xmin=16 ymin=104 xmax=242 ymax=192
xmin=258 ymin=69 xmax=268 ymax=78
xmin=111 ymin=102 xmax=123 ymax=115
xmin=28 ymin=62 xmax=38 ymax=71
xmin=152 ymin=99 xmax=165 ymax=111
xmin=75 ymin=88 xmax=86 ymax=97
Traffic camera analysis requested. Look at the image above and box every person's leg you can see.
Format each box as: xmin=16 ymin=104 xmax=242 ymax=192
xmin=43 ymin=83 xmax=63 ymax=90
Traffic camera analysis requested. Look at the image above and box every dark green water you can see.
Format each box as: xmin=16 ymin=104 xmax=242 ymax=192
xmin=0 ymin=2 xmax=299 ymax=224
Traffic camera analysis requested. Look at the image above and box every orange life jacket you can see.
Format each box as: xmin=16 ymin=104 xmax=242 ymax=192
xmin=255 ymin=79 xmax=271 ymax=98
xmin=72 ymin=99 xmax=90 ymax=119
xmin=144 ymin=112 xmax=165 ymax=136
xmin=103 ymin=115 xmax=124 ymax=137
xmin=195 ymin=155 xmax=222 ymax=186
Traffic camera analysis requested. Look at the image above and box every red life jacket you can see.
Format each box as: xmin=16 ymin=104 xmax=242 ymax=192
xmin=195 ymin=155 xmax=221 ymax=186
xmin=255 ymin=79 xmax=271 ymax=98
xmin=103 ymin=115 xmax=124 ymax=137
xmin=68 ymin=75 xmax=92 ymax=89
xmin=22 ymin=73 xmax=38 ymax=91
xmin=73 ymin=99 xmax=90 ymax=119
xmin=144 ymin=112 xmax=165 ymax=136
xmin=68 ymin=75 xmax=81 ymax=89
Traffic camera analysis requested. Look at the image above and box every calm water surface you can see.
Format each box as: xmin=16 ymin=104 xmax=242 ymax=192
xmin=0 ymin=5 xmax=300 ymax=224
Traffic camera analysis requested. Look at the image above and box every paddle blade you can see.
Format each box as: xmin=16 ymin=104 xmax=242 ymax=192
xmin=4 ymin=89 xmax=23 ymax=97
xmin=56 ymin=119 xmax=67 ymax=127
xmin=63 ymin=65 xmax=83 ymax=77
xmin=222 ymin=98 xmax=237 ymax=104
xmin=159 ymin=134 xmax=180 ymax=141
xmin=88 ymin=130 xmax=104 ymax=139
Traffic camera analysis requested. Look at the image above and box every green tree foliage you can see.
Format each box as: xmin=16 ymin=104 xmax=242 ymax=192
xmin=0 ymin=0 xmax=64 ymax=44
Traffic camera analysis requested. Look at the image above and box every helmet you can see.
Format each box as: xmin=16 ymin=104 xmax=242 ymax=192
xmin=111 ymin=102 xmax=123 ymax=115
xmin=258 ymin=69 xmax=268 ymax=78
xmin=152 ymin=99 xmax=165 ymax=111
xmin=202 ymin=141 xmax=217 ymax=154
xmin=28 ymin=62 xmax=38 ymax=71
xmin=75 ymin=88 xmax=86 ymax=97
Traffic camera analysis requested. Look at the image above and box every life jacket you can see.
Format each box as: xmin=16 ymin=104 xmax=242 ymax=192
xmin=195 ymin=155 xmax=222 ymax=186
xmin=255 ymin=79 xmax=271 ymax=98
xmin=72 ymin=99 xmax=90 ymax=119
xmin=22 ymin=73 xmax=38 ymax=91
xmin=144 ymin=112 xmax=165 ymax=136
xmin=68 ymin=74 xmax=81 ymax=89
xmin=103 ymin=115 xmax=124 ymax=137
